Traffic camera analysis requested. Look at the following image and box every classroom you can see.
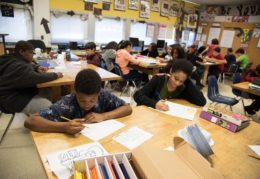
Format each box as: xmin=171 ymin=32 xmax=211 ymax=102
xmin=0 ymin=0 xmax=259 ymax=178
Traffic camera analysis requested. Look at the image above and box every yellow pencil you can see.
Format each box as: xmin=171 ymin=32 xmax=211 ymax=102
xmin=60 ymin=116 xmax=73 ymax=122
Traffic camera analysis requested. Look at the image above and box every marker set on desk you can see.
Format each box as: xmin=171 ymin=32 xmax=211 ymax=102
xmin=74 ymin=153 xmax=138 ymax=179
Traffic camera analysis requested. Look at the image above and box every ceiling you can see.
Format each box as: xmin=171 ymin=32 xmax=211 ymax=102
xmin=185 ymin=0 xmax=260 ymax=5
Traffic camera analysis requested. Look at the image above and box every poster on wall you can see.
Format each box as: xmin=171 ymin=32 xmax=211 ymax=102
xmin=102 ymin=2 xmax=111 ymax=10
xmin=114 ymin=0 xmax=126 ymax=11
xmin=220 ymin=30 xmax=235 ymax=48
xmin=187 ymin=14 xmax=198 ymax=29
xmin=207 ymin=27 xmax=220 ymax=45
xmin=161 ymin=0 xmax=169 ymax=17
xmin=169 ymin=0 xmax=179 ymax=17
xmin=140 ymin=0 xmax=150 ymax=18
xmin=151 ymin=0 xmax=160 ymax=12
xmin=158 ymin=24 xmax=167 ymax=39
xmin=85 ymin=2 xmax=94 ymax=11
xmin=146 ymin=23 xmax=155 ymax=37
xmin=129 ymin=0 xmax=139 ymax=10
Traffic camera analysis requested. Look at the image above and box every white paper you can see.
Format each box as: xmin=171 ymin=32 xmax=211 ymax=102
xmin=220 ymin=30 xmax=235 ymax=48
xmin=164 ymin=146 xmax=175 ymax=152
xmin=166 ymin=27 xmax=174 ymax=39
xmin=178 ymin=126 xmax=214 ymax=147
xmin=113 ymin=127 xmax=153 ymax=150
xmin=201 ymin=34 xmax=207 ymax=42
xmin=196 ymin=34 xmax=201 ymax=41
xmin=158 ymin=25 xmax=167 ymax=39
xmin=146 ymin=24 xmax=155 ymax=37
xmin=258 ymin=38 xmax=260 ymax=48
xmin=207 ymin=28 xmax=220 ymax=45
xmin=197 ymin=26 xmax=203 ymax=34
xmin=253 ymin=28 xmax=260 ymax=38
xmin=81 ymin=120 xmax=125 ymax=141
xmin=155 ymin=101 xmax=197 ymax=120
xmin=249 ymin=145 xmax=260 ymax=156
xmin=183 ymin=30 xmax=190 ymax=41
xmin=46 ymin=142 xmax=108 ymax=179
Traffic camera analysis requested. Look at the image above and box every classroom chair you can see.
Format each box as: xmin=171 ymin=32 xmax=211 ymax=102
xmin=232 ymin=73 xmax=251 ymax=115
xmin=207 ymin=75 xmax=239 ymax=111
xmin=113 ymin=63 xmax=139 ymax=97
xmin=221 ymin=63 xmax=238 ymax=84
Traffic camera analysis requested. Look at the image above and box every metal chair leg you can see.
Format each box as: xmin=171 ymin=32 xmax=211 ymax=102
xmin=121 ymin=81 xmax=129 ymax=96
xmin=229 ymin=105 xmax=233 ymax=111
xmin=241 ymin=99 xmax=246 ymax=115
xmin=0 ymin=113 xmax=15 ymax=145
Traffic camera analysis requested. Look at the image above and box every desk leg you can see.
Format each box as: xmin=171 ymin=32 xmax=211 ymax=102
xmin=202 ymin=66 xmax=209 ymax=86
xmin=51 ymin=86 xmax=61 ymax=102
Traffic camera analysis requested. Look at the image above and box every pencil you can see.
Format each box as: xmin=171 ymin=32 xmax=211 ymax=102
xmin=60 ymin=116 xmax=72 ymax=122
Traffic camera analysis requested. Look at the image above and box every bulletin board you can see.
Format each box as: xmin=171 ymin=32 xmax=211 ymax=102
xmin=198 ymin=21 xmax=260 ymax=66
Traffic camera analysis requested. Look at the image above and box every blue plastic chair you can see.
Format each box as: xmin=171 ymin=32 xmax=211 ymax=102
xmin=207 ymin=75 xmax=238 ymax=111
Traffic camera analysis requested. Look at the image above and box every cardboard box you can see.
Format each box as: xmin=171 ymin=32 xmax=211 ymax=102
xmin=74 ymin=137 xmax=223 ymax=179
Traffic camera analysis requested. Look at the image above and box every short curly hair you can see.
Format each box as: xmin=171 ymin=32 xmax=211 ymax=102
xmin=74 ymin=69 xmax=102 ymax=94
xmin=171 ymin=59 xmax=193 ymax=77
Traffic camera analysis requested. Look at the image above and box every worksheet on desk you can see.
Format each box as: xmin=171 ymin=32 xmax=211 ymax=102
xmin=81 ymin=120 xmax=125 ymax=141
xmin=113 ymin=127 xmax=153 ymax=150
xmin=46 ymin=142 xmax=108 ymax=179
xmin=155 ymin=101 xmax=197 ymax=121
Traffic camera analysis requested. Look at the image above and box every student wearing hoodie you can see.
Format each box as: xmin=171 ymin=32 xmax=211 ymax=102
xmin=0 ymin=41 xmax=63 ymax=114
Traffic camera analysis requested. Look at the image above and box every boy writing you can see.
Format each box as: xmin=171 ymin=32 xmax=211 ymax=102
xmin=25 ymin=69 xmax=132 ymax=135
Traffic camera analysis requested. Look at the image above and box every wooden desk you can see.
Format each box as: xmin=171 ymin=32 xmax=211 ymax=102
xmin=31 ymin=100 xmax=260 ymax=179
xmin=129 ymin=56 xmax=167 ymax=75
xmin=0 ymin=34 xmax=8 ymax=55
xmin=37 ymin=60 xmax=121 ymax=101
xmin=196 ymin=61 xmax=226 ymax=86
xmin=232 ymin=81 xmax=260 ymax=96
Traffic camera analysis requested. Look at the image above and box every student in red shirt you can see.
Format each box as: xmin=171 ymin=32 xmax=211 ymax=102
xmin=84 ymin=42 xmax=102 ymax=67
xmin=201 ymin=38 xmax=219 ymax=57
xmin=205 ymin=47 xmax=227 ymax=79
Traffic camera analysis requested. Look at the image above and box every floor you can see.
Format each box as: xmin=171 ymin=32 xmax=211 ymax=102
xmin=0 ymin=78 xmax=259 ymax=179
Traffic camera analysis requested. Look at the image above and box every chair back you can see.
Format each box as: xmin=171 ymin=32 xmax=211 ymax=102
xmin=113 ymin=63 xmax=124 ymax=77
xmin=227 ymin=63 xmax=238 ymax=75
xmin=232 ymin=72 xmax=242 ymax=96
xmin=207 ymin=75 xmax=219 ymax=101
xmin=27 ymin=40 xmax=46 ymax=52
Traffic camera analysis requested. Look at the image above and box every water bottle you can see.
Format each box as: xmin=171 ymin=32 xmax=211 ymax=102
xmin=65 ymin=49 xmax=71 ymax=61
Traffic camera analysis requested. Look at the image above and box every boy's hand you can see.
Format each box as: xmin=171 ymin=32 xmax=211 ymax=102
xmin=84 ymin=112 xmax=105 ymax=123
xmin=64 ymin=119 xmax=85 ymax=135
xmin=37 ymin=66 xmax=48 ymax=73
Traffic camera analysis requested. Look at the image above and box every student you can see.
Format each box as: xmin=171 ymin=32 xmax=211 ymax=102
xmin=134 ymin=60 xmax=206 ymax=111
xmin=85 ymin=42 xmax=102 ymax=67
xmin=24 ymin=69 xmax=132 ymax=135
xmin=102 ymin=41 xmax=118 ymax=72
xmin=235 ymin=48 xmax=249 ymax=71
xmin=201 ymin=38 xmax=219 ymax=57
xmin=0 ymin=41 xmax=63 ymax=114
xmin=164 ymin=45 xmax=186 ymax=73
xmin=224 ymin=48 xmax=236 ymax=71
xmin=140 ymin=43 xmax=159 ymax=58
xmin=241 ymin=64 xmax=260 ymax=116
xmin=116 ymin=40 xmax=147 ymax=82
xmin=205 ymin=47 xmax=227 ymax=79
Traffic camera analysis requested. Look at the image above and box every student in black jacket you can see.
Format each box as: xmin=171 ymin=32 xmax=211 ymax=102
xmin=140 ymin=43 xmax=159 ymax=58
xmin=134 ymin=60 xmax=206 ymax=111
xmin=0 ymin=41 xmax=63 ymax=113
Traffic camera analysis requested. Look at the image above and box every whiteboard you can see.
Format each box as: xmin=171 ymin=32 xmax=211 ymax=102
xmin=207 ymin=27 xmax=221 ymax=45
xmin=220 ymin=30 xmax=235 ymax=48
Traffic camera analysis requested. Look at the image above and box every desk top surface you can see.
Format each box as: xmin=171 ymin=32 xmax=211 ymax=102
xmin=196 ymin=61 xmax=226 ymax=66
xmin=232 ymin=81 xmax=260 ymax=96
xmin=31 ymin=99 xmax=260 ymax=179
xmin=37 ymin=60 xmax=121 ymax=88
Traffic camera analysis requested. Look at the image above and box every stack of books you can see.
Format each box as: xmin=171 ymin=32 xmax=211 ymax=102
xmin=200 ymin=107 xmax=250 ymax=132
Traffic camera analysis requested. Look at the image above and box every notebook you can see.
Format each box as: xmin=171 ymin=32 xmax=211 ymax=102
xmin=37 ymin=60 xmax=58 ymax=69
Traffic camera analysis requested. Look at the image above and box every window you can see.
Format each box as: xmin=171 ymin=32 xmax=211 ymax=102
xmin=181 ymin=30 xmax=195 ymax=47
xmin=95 ymin=17 xmax=124 ymax=44
xmin=0 ymin=8 xmax=33 ymax=42
xmin=50 ymin=13 xmax=86 ymax=43
xmin=130 ymin=22 xmax=153 ymax=45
